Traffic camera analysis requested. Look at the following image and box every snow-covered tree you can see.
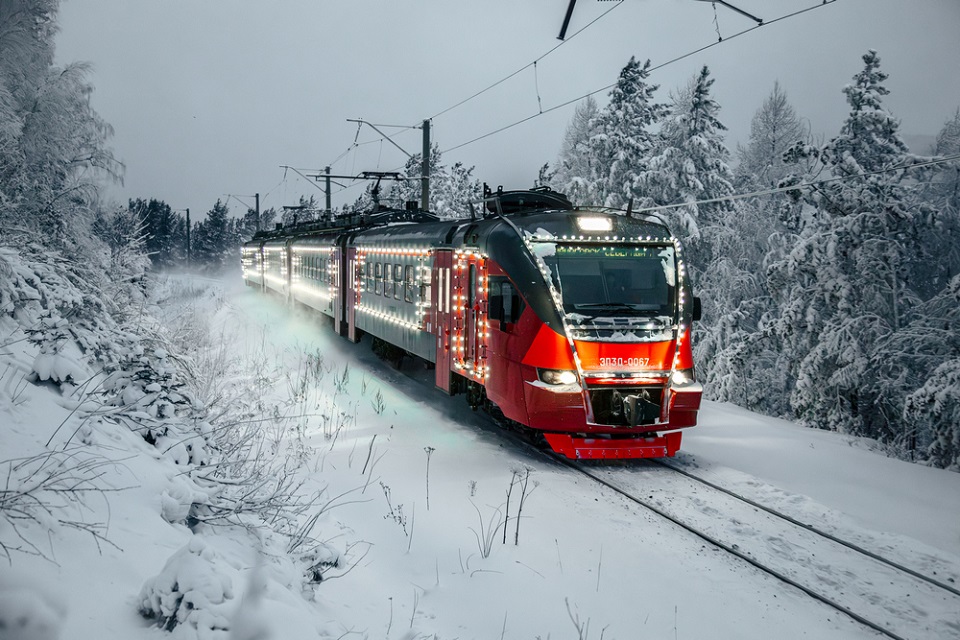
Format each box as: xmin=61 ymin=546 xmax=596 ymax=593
xmin=281 ymin=195 xmax=322 ymax=227
xmin=735 ymin=82 xmax=809 ymax=189
xmin=241 ymin=205 xmax=277 ymax=240
xmin=589 ymin=57 xmax=666 ymax=208
xmin=551 ymin=96 xmax=601 ymax=204
xmin=0 ymin=0 xmax=121 ymax=243
xmin=127 ymin=198 xmax=186 ymax=269
xmin=382 ymin=144 xmax=482 ymax=218
xmin=638 ymin=65 xmax=734 ymax=254
xmin=917 ymin=108 xmax=960 ymax=296
xmin=906 ymin=349 xmax=960 ymax=470
xmin=768 ymin=50 xmax=923 ymax=441
xmin=192 ymin=200 xmax=237 ymax=272
xmin=695 ymin=83 xmax=815 ymax=413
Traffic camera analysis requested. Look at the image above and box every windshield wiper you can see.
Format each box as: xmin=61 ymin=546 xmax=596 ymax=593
xmin=573 ymin=302 xmax=663 ymax=319
xmin=572 ymin=303 xmax=662 ymax=316
xmin=575 ymin=302 xmax=634 ymax=309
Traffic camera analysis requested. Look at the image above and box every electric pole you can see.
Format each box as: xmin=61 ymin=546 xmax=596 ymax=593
xmin=185 ymin=208 xmax=191 ymax=268
xmin=255 ymin=193 xmax=260 ymax=232
xmin=421 ymin=119 xmax=430 ymax=212
xmin=325 ymin=167 xmax=332 ymax=216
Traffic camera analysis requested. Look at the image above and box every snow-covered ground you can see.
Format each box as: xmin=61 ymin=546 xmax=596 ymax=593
xmin=2 ymin=272 xmax=959 ymax=640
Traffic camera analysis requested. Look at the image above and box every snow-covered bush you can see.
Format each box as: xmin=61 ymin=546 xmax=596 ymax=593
xmin=138 ymin=536 xmax=234 ymax=636
xmin=99 ymin=344 xmax=214 ymax=466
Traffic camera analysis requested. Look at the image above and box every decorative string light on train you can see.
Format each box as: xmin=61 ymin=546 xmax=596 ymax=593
xmin=354 ymin=246 xmax=435 ymax=331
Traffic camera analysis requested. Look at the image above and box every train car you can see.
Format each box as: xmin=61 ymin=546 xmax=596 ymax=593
xmin=242 ymin=187 xmax=703 ymax=460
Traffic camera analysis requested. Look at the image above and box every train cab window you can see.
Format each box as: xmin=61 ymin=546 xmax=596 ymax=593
xmin=488 ymin=276 xmax=525 ymax=331
xmin=365 ymin=262 xmax=373 ymax=293
xmin=394 ymin=264 xmax=403 ymax=300
xmin=375 ymin=262 xmax=383 ymax=295
xmin=403 ymin=265 xmax=415 ymax=303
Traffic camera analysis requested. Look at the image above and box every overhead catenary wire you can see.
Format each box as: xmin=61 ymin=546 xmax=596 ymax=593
xmin=629 ymin=153 xmax=960 ymax=216
xmin=423 ymin=0 xmax=625 ymax=124
xmin=300 ymin=1 xmax=840 ymax=209
xmin=440 ymin=0 xmax=839 ymax=156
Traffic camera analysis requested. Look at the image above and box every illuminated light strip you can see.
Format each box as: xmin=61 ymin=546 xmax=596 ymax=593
xmin=450 ymin=250 xmax=490 ymax=383
xmin=291 ymin=245 xmax=334 ymax=253
xmin=358 ymin=248 xmax=432 ymax=257
xmin=291 ymin=282 xmax=331 ymax=301
xmin=355 ymin=304 xmax=422 ymax=331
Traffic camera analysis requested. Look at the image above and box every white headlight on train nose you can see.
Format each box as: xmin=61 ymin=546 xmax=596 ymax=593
xmin=538 ymin=369 xmax=579 ymax=385
xmin=671 ymin=368 xmax=696 ymax=386
xmin=576 ymin=216 xmax=613 ymax=232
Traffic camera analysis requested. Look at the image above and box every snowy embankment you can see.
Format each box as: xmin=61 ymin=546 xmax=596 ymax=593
xmin=2 ymin=265 xmax=959 ymax=640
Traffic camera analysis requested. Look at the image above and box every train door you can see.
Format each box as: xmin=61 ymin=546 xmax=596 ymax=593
xmin=457 ymin=250 xmax=487 ymax=384
xmin=346 ymin=246 xmax=360 ymax=343
xmin=330 ymin=243 xmax=346 ymax=338
xmin=433 ymin=250 xmax=454 ymax=394
xmin=283 ymin=240 xmax=293 ymax=304
xmin=485 ymin=269 xmax=529 ymax=423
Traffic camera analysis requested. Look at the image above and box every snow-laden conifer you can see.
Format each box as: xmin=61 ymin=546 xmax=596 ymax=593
xmin=372 ymin=144 xmax=482 ymax=219
xmin=768 ymin=50 xmax=926 ymax=443
xmin=735 ymin=81 xmax=809 ymax=190
xmin=589 ymin=57 xmax=666 ymax=209
xmin=637 ymin=65 xmax=734 ymax=257
xmin=191 ymin=199 xmax=238 ymax=272
xmin=551 ymin=96 xmax=601 ymax=205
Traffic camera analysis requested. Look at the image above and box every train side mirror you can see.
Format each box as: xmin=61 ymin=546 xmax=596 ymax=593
xmin=692 ymin=296 xmax=702 ymax=322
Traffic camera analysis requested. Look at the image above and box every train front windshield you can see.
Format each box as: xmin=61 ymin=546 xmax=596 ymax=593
xmin=539 ymin=244 xmax=677 ymax=321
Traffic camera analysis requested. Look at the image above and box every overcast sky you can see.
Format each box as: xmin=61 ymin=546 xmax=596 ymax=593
xmin=54 ymin=0 xmax=960 ymax=217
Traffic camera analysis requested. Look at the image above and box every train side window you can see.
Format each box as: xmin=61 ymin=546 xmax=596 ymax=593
xmin=489 ymin=278 xmax=505 ymax=330
xmin=489 ymin=276 xmax=524 ymax=331
xmin=375 ymin=262 xmax=383 ymax=295
xmin=468 ymin=264 xmax=477 ymax=308
xmin=383 ymin=262 xmax=393 ymax=298
xmin=510 ymin=285 xmax=525 ymax=323
xmin=394 ymin=264 xmax=403 ymax=300
xmin=403 ymin=265 xmax=414 ymax=303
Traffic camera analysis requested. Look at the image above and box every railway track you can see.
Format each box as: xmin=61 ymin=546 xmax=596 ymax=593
xmin=542 ymin=451 xmax=960 ymax=640
xmin=326 ymin=331 xmax=960 ymax=639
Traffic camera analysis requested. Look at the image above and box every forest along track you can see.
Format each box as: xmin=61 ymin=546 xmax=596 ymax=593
xmin=541 ymin=451 xmax=960 ymax=640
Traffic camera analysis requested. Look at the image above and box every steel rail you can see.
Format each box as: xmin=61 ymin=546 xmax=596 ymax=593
xmin=653 ymin=458 xmax=960 ymax=598
xmin=547 ymin=453 xmax=910 ymax=640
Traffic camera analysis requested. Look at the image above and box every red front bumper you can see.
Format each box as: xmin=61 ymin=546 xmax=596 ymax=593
xmin=543 ymin=431 xmax=683 ymax=460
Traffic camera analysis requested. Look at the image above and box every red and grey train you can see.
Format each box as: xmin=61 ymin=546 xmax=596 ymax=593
xmin=241 ymin=187 xmax=703 ymax=459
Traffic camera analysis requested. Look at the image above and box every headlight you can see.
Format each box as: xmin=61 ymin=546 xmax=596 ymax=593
xmin=671 ymin=368 xmax=696 ymax=386
xmin=538 ymin=369 xmax=579 ymax=385
xmin=576 ymin=216 xmax=613 ymax=232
